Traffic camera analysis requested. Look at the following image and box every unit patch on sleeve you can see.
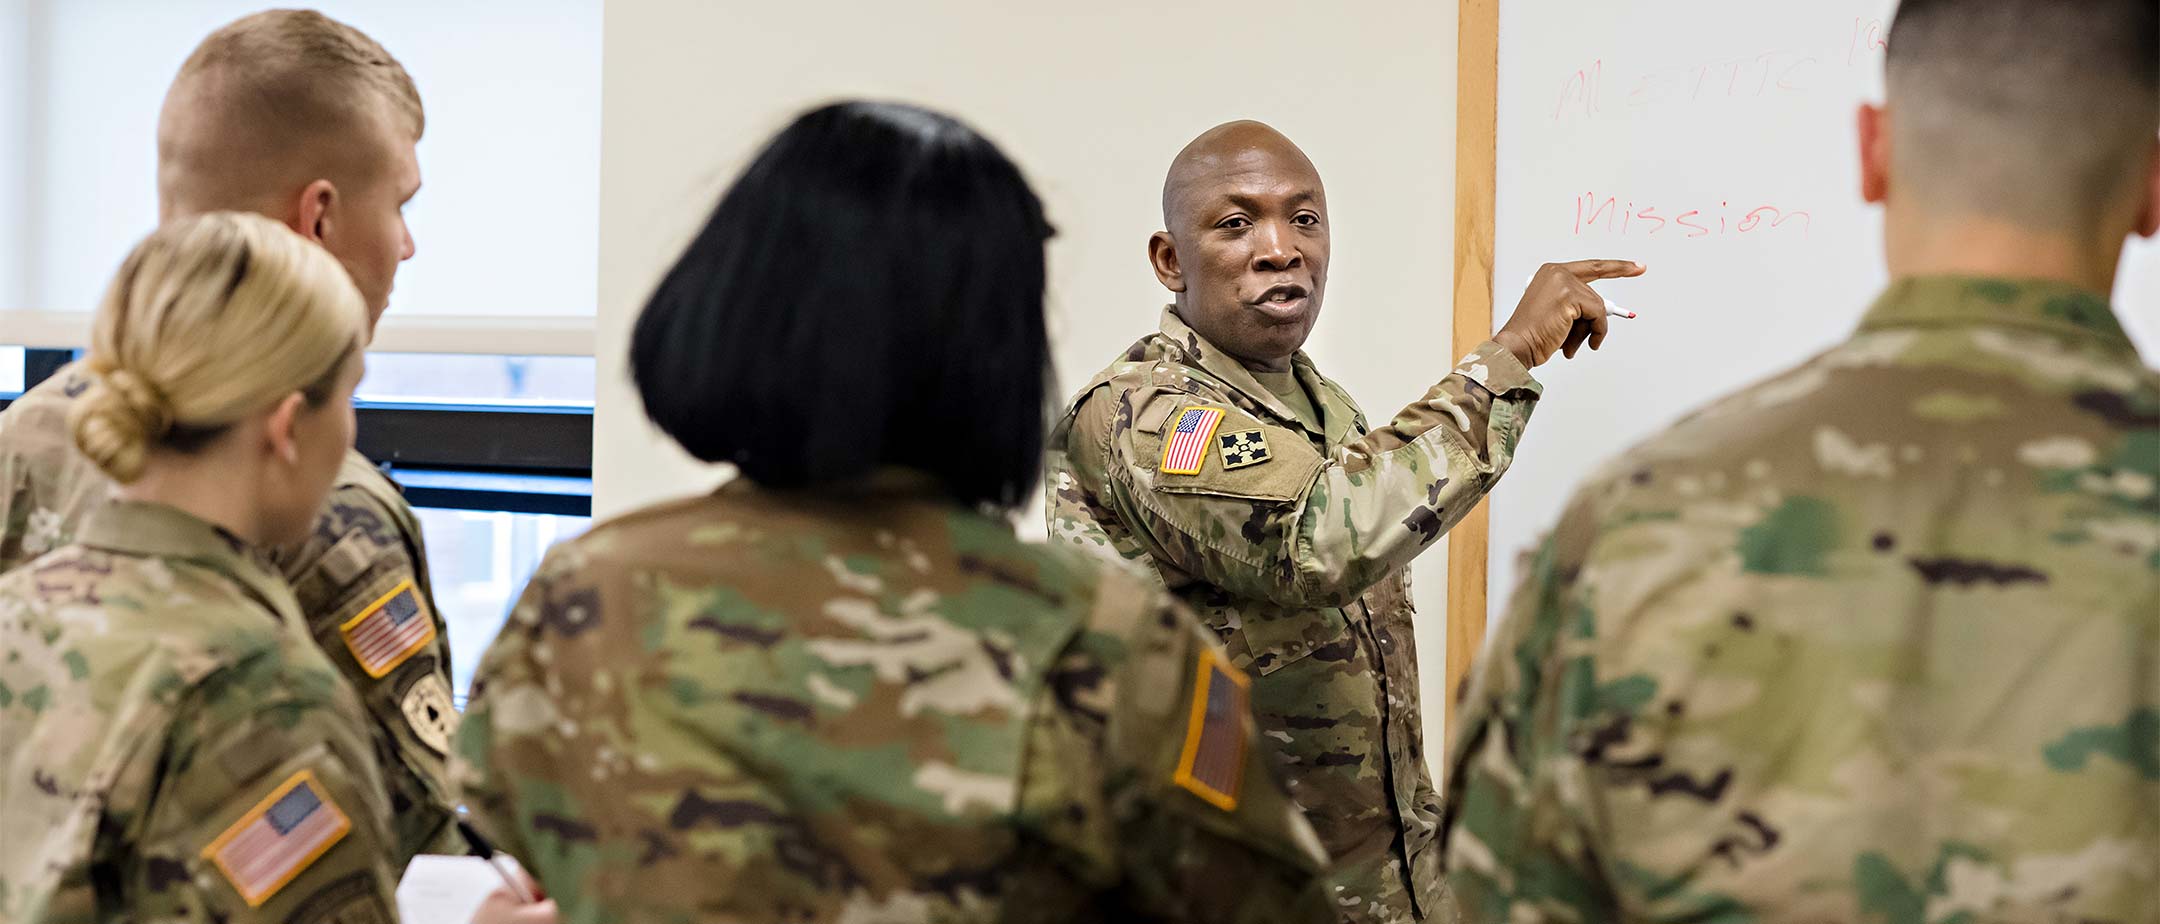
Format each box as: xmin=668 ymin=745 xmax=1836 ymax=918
xmin=398 ymin=673 xmax=459 ymax=754
xmin=339 ymin=579 xmax=436 ymax=679
xmin=1159 ymin=407 xmax=1227 ymax=475
xmin=1173 ymin=647 xmax=1251 ymax=811
xmin=1216 ymin=429 xmax=1273 ymax=470
xmin=202 ymin=771 xmax=352 ymax=907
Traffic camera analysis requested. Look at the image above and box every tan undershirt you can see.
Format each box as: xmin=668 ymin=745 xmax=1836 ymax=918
xmin=1251 ymin=368 xmax=1322 ymax=433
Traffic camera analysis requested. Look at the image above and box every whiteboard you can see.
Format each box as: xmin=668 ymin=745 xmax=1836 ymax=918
xmin=1487 ymin=0 xmax=2160 ymax=626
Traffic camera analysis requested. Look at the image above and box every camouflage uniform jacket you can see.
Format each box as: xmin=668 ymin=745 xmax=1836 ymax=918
xmin=1046 ymin=307 xmax=1543 ymax=922
xmin=1439 ymin=276 xmax=2160 ymax=923
xmin=0 ymin=363 xmax=465 ymax=861
xmin=453 ymin=475 xmax=1334 ymax=924
xmin=0 ymin=500 xmax=401 ymax=923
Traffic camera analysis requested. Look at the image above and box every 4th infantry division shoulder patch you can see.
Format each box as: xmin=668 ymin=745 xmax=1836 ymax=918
xmin=203 ymin=770 xmax=352 ymax=907
xmin=1173 ymin=647 xmax=1251 ymax=811
xmin=1216 ymin=429 xmax=1272 ymax=469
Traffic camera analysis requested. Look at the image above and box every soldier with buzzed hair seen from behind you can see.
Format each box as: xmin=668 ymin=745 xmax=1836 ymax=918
xmin=1438 ymin=1 xmax=2159 ymax=921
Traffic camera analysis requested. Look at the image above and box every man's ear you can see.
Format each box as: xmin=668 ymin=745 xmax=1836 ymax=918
xmin=263 ymin=392 xmax=307 ymax=466
xmin=289 ymin=179 xmax=338 ymax=243
xmin=1148 ymin=231 xmax=1186 ymax=293
xmin=1858 ymin=103 xmax=1892 ymax=206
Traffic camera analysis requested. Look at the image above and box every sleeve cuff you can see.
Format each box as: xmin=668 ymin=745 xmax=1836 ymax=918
xmin=1456 ymin=339 xmax=1542 ymax=398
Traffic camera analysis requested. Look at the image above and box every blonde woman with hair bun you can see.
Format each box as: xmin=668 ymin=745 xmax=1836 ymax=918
xmin=0 ymin=213 xmax=407 ymax=922
xmin=70 ymin=211 xmax=367 ymax=503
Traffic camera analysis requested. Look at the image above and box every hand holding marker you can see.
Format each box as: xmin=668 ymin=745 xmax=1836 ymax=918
xmin=1531 ymin=272 xmax=1639 ymax=319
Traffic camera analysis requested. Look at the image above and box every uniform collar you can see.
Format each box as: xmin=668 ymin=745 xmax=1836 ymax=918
xmin=723 ymin=467 xmax=980 ymax=505
xmin=76 ymin=500 xmax=297 ymax=616
xmin=1156 ymin=306 xmax=1358 ymax=441
xmin=1858 ymin=275 xmax=2138 ymax=359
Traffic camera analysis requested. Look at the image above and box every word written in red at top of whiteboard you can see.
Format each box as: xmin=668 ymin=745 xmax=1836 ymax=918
xmin=1575 ymin=193 xmax=1813 ymax=239
xmin=1555 ymin=18 xmax=1886 ymax=121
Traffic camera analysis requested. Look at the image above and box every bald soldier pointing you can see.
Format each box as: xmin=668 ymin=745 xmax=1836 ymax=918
xmin=1046 ymin=121 xmax=1642 ymax=923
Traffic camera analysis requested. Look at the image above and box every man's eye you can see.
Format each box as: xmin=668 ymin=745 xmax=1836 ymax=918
xmin=1219 ymin=216 xmax=1251 ymax=230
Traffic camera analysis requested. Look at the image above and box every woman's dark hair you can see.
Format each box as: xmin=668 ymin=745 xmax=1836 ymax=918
xmin=632 ymin=100 xmax=1055 ymax=509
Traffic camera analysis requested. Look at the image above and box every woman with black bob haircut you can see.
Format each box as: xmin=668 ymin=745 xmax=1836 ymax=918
xmin=636 ymin=99 xmax=1052 ymax=506
xmin=457 ymin=100 xmax=1335 ymax=923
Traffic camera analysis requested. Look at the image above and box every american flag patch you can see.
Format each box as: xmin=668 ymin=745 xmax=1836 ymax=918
xmin=339 ymin=579 xmax=435 ymax=678
xmin=1158 ymin=407 xmax=1226 ymax=475
xmin=202 ymin=771 xmax=351 ymax=906
xmin=1173 ymin=647 xmax=1250 ymax=811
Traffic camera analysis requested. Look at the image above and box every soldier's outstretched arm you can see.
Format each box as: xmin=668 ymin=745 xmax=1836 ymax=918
xmin=1076 ymin=336 xmax=1531 ymax=609
xmin=1072 ymin=259 xmax=1640 ymax=610
xmin=131 ymin=652 xmax=403 ymax=923
xmin=1020 ymin=569 xmax=1336 ymax=923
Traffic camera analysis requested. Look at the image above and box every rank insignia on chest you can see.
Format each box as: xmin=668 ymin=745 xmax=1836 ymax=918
xmin=1216 ymin=429 xmax=1272 ymax=470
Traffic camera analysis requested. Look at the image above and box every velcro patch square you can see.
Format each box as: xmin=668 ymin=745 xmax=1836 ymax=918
xmin=202 ymin=771 xmax=351 ymax=907
xmin=1173 ymin=648 xmax=1250 ymax=811
xmin=1159 ymin=407 xmax=1226 ymax=475
xmin=339 ymin=579 xmax=435 ymax=679
xmin=1216 ymin=429 xmax=1273 ymax=470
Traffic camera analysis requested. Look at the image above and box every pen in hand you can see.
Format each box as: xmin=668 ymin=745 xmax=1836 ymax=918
xmin=458 ymin=818 xmax=537 ymax=903
xmin=1525 ymin=272 xmax=1640 ymax=318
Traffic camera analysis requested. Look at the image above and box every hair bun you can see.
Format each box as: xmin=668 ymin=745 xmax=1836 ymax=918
xmin=69 ymin=365 xmax=175 ymax=484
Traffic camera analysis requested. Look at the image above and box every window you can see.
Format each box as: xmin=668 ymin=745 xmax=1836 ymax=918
xmin=362 ymin=354 xmax=597 ymax=407
xmin=2 ymin=353 xmax=594 ymax=694
xmin=20 ymin=0 xmax=602 ymax=319
xmin=418 ymin=506 xmax=588 ymax=698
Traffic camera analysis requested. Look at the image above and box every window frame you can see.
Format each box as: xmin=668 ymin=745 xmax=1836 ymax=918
xmin=1 ymin=314 xmax=596 ymax=518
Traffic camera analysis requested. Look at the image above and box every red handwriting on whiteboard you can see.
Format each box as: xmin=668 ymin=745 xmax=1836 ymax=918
xmin=1557 ymin=59 xmax=1602 ymax=119
xmin=1553 ymin=19 xmax=1887 ymax=122
xmin=1557 ymin=51 xmax=1822 ymax=120
xmin=1847 ymin=18 xmax=1887 ymax=66
xmin=1574 ymin=193 xmax=1813 ymax=239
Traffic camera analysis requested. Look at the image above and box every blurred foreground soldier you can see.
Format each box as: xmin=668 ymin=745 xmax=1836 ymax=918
xmin=1439 ymin=1 xmax=2160 ymax=920
xmin=0 ymin=214 xmax=396 ymax=923
xmin=455 ymin=101 xmax=1332 ymax=924
xmin=1046 ymin=119 xmax=1642 ymax=922
xmin=0 ymin=10 xmax=467 ymax=864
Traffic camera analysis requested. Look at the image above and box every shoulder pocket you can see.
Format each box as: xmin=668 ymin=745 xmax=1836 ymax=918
xmin=1125 ymin=399 xmax=1324 ymax=505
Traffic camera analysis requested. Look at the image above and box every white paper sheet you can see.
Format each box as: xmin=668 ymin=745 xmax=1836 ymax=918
xmin=397 ymin=854 xmax=508 ymax=924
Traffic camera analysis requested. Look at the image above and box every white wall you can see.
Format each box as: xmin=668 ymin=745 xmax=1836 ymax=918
xmin=0 ymin=0 xmax=30 ymax=312
xmin=27 ymin=0 xmax=600 ymax=317
xmin=595 ymin=0 xmax=1463 ymax=767
xmin=2125 ymin=239 xmax=2159 ymax=348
